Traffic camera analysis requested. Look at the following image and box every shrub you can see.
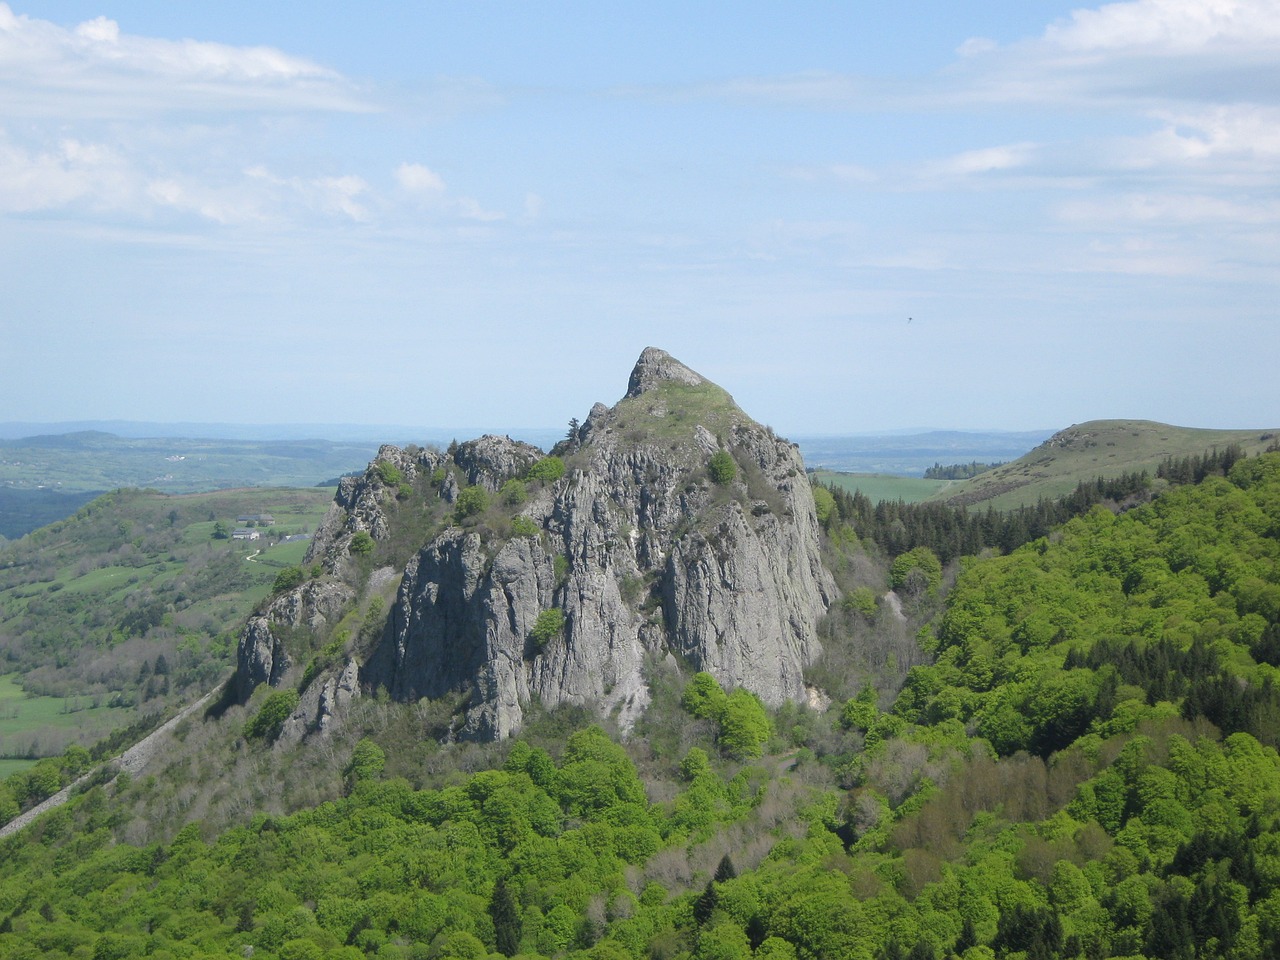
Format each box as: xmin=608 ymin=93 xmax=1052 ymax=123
xmin=842 ymin=586 xmax=878 ymax=617
xmin=349 ymin=531 xmax=375 ymax=556
xmin=375 ymin=461 xmax=404 ymax=486
xmin=511 ymin=515 xmax=539 ymax=538
xmin=455 ymin=485 xmax=489 ymax=522
xmin=719 ymin=688 xmax=772 ymax=760
xmin=530 ymin=608 xmax=565 ymax=648
xmin=813 ymin=486 xmax=836 ymax=528
xmin=245 ymin=689 xmax=300 ymax=741
xmin=889 ymin=546 xmax=942 ymax=592
xmin=272 ymin=566 xmax=306 ymax=594
xmin=526 ymin=456 xmax=566 ymax=484
xmin=682 ymin=672 xmax=727 ymax=720
xmin=708 ymin=451 xmax=737 ymax=485
xmin=501 ymin=478 xmax=528 ymax=506
xmin=344 ymin=738 xmax=386 ymax=786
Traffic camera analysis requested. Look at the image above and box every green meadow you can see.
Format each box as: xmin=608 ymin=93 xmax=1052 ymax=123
xmin=812 ymin=470 xmax=950 ymax=504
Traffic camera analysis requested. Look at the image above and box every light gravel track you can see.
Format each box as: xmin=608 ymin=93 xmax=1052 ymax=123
xmin=0 ymin=684 xmax=223 ymax=840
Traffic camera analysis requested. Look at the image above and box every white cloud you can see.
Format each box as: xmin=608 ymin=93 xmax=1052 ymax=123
xmin=1044 ymin=0 xmax=1280 ymax=52
xmin=958 ymin=37 xmax=999 ymax=57
xmin=314 ymin=175 xmax=370 ymax=221
xmin=0 ymin=133 xmax=137 ymax=213
xmin=395 ymin=162 xmax=446 ymax=195
xmin=1126 ymin=106 xmax=1280 ymax=167
xmin=144 ymin=177 xmax=265 ymax=225
xmin=454 ymin=197 xmax=504 ymax=222
xmin=0 ymin=3 xmax=369 ymax=116
xmin=394 ymin=162 xmax=503 ymax=222
xmin=243 ymin=166 xmax=371 ymax=222
xmin=922 ymin=143 xmax=1038 ymax=178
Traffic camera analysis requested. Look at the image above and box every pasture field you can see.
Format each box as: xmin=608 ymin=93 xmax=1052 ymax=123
xmin=812 ymin=471 xmax=950 ymax=505
xmin=0 ymin=674 xmax=134 ymax=759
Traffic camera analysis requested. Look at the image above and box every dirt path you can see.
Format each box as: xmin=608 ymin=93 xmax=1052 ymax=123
xmin=0 ymin=684 xmax=224 ymax=840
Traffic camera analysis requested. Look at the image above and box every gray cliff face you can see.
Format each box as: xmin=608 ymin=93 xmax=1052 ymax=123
xmin=235 ymin=616 xmax=290 ymax=702
xmin=361 ymin=347 xmax=835 ymax=740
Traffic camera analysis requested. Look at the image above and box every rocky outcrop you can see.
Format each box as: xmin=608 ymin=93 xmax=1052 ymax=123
xmin=307 ymin=445 xmax=444 ymax=571
xmin=235 ymin=616 xmax=290 ymax=702
xmin=234 ymin=347 xmax=835 ymax=742
xmin=267 ymin=578 xmax=356 ymax=631
xmin=279 ymin=658 xmax=361 ymax=742
xmin=454 ymin=436 xmax=544 ymax=492
xmin=232 ymin=575 xmax=356 ymax=704
xmin=627 ymin=346 xmax=706 ymax=396
xmin=362 ymin=347 xmax=835 ymax=739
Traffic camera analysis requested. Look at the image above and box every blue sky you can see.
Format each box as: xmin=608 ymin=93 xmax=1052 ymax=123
xmin=1 ymin=1 xmax=1277 ymax=436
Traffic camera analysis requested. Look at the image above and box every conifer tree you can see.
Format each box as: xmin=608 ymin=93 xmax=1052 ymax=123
xmin=490 ymin=876 xmax=521 ymax=957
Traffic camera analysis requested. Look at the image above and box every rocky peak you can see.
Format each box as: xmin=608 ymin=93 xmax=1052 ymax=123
xmin=236 ymin=347 xmax=835 ymax=744
xmin=626 ymin=346 xmax=707 ymax=398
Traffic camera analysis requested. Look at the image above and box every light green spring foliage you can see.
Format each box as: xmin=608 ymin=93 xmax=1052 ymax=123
xmin=5 ymin=454 xmax=1280 ymax=960
xmin=244 ymin=689 xmax=300 ymax=741
xmin=271 ymin=565 xmax=306 ymax=594
xmin=529 ymin=608 xmax=565 ymax=648
xmin=510 ymin=515 xmax=539 ymax=538
xmin=526 ymin=456 xmax=566 ymax=484
xmin=344 ymin=738 xmax=386 ymax=787
xmin=811 ymin=485 xmax=836 ymax=528
xmin=681 ymin=673 xmax=771 ymax=760
xmin=454 ymin=485 xmax=489 ymax=522
xmin=348 ymin=530 xmax=374 ymax=556
xmin=501 ymin=478 xmax=528 ymax=507
xmin=374 ymin=461 xmax=405 ymax=486
xmin=889 ymin=545 xmax=942 ymax=592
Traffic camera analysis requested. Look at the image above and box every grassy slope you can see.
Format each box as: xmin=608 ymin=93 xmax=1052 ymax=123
xmin=928 ymin=419 xmax=1278 ymax=510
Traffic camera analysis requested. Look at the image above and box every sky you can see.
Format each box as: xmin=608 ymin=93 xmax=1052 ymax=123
xmin=1 ymin=1 xmax=1277 ymax=437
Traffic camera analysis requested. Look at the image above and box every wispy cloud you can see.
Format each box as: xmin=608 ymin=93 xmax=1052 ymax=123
xmin=395 ymin=162 xmax=504 ymax=222
xmin=920 ymin=143 xmax=1039 ymax=179
xmin=0 ymin=3 xmax=371 ymax=116
xmin=0 ymin=132 xmax=139 ymax=213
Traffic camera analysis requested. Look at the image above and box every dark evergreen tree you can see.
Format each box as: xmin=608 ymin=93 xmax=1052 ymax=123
xmin=490 ymin=876 xmax=521 ymax=957
xmin=714 ymin=854 xmax=737 ymax=882
xmin=954 ymin=917 xmax=977 ymax=954
xmin=694 ymin=879 xmax=718 ymax=925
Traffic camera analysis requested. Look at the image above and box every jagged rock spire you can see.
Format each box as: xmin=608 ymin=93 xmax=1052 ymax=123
xmin=626 ymin=347 xmax=706 ymax=398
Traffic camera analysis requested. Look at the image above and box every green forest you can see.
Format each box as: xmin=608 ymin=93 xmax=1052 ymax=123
xmin=2 ymin=453 xmax=1280 ymax=960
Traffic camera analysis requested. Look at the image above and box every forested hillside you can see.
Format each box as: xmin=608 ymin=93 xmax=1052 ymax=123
xmin=1 ymin=454 xmax=1278 ymax=960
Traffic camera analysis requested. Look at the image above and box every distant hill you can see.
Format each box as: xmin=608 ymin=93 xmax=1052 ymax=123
xmin=0 ymin=432 xmax=382 ymax=539
xmin=794 ymin=429 xmax=1052 ymax=476
xmin=931 ymin=419 xmax=1279 ymax=509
